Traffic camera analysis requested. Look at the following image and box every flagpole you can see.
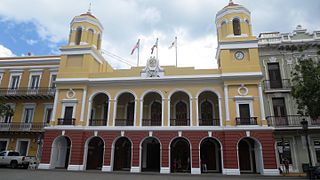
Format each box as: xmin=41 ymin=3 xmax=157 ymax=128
xmin=137 ymin=39 xmax=140 ymax=66
xmin=175 ymin=37 xmax=178 ymax=67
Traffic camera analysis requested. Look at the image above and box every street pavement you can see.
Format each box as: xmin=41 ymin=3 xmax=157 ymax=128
xmin=0 ymin=168 xmax=306 ymax=180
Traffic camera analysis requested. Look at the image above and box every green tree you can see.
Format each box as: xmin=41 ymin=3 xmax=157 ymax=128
xmin=0 ymin=102 xmax=14 ymax=118
xmin=291 ymin=58 xmax=320 ymax=120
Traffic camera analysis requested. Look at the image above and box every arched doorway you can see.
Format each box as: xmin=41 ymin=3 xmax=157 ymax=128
xmin=200 ymin=138 xmax=221 ymax=173
xmin=86 ymin=137 xmax=104 ymax=170
xmin=170 ymin=137 xmax=190 ymax=173
xmin=50 ymin=136 xmax=71 ymax=169
xmin=89 ymin=93 xmax=109 ymax=126
xmin=198 ymin=91 xmax=219 ymax=126
xmin=141 ymin=137 xmax=160 ymax=172
xmin=238 ymin=138 xmax=263 ymax=174
xmin=113 ymin=137 xmax=131 ymax=171
xmin=170 ymin=91 xmax=190 ymax=126
xmin=115 ymin=92 xmax=135 ymax=126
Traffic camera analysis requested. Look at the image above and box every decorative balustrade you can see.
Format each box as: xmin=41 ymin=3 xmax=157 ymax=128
xmin=236 ymin=117 xmax=258 ymax=125
xmin=0 ymin=122 xmax=47 ymax=131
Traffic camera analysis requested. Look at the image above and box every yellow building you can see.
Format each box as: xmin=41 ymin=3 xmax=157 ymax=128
xmin=0 ymin=1 xmax=279 ymax=176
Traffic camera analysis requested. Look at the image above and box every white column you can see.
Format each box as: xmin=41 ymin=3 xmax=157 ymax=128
xmin=218 ymin=97 xmax=223 ymax=126
xmin=195 ymin=97 xmax=199 ymax=126
xmin=139 ymin=99 xmax=143 ymax=126
xmin=258 ymin=83 xmax=266 ymax=121
xmin=80 ymin=88 xmax=87 ymax=122
xmin=190 ymin=98 xmax=193 ymax=126
xmin=51 ymin=89 xmax=59 ymax=122
xmin=224 ymin=85 xmax=230 ymax=121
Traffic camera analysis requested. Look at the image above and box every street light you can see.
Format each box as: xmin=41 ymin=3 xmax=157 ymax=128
xmin=301 ymin=118 xmax=312 ymax=168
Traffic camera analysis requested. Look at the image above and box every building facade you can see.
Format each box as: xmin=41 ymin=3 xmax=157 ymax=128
xmin=33 ymin=2 xmax=278 ymax=175
xmin=258 ymin=26 xmax=320 ymax=173
xmin=0 ymin=56 xmax=59 ymax=158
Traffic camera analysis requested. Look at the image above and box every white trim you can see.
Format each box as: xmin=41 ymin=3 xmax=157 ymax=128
xmin=218 ymin=41 xmax=258 ymax=50
xmin=67 ymin=164 xmax=84 ymax=171
xmin=191 ymin=168 xmax=201 ymax=174
xmin=28 ymin=71 xmax=42 ymax=89
xmin=262 ymin=169 xmax=280 ymax=176
xmin=222 ymin=168 xmax=240 ymax=175
xmin=160 ymin=167 xmax=170 ymax=174
xmin=15 ymin=139 xmax=31 ymax=156
xmin=48 ymin=72 xmax=57 ymax=88
xmin=60 ymin=47 xmax=104 ymax=64
xmin=0 ymin=65 xmax=58 ymax=70
xmin=43 ymin=104 xmax=53 ymax=124
xmin=0 ymin=138 xmax=10 ymax=151
xmin=8 ymin=72 xmax=22 ymax=89
xmin=101 ymin=165 xmax=112 ymax=172
xmin=21 ymin=104 xmax=36 ymax=123
xmin=80 ymin=89 xmax=87 ymax=122
xmin=61 ymin=102 xmax=77 ymax=119
xmin=0 ymin=57 xmax=60 ymax=66
xmin=258 ymin=83 xmax=266 ymax=121
xmin=216 ymin=7 xmax=251 ymax=21
xmin=38 ymin=163 xmax=51 ymax=169
xmin=130 ymin=166 xmax=140 ymax=173
xmin=51 ymin=90 xmax=59 ymax=122
xmin=235 ymin=99 xmax=254 ymax=118
xmin=71 ymin=16 xmax=104 ymax=31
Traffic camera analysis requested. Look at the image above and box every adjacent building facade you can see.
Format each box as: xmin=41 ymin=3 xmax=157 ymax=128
xmin=258 ymin=26 xmax=320 ymax=173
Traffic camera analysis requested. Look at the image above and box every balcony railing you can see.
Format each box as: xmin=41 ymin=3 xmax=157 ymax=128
xmin=267 ymin=115 xmax=320 ymax=128
xmin=114 ymin=119 xmax=134 ymax=126
xmin=89 ymin=119 xmax=107 ymax=126
xmin=264 ymin=79 xmax=291 ymax=91
xmin=236 ymin=117 xmax=258 ymax=125
xmin=0 ymin=122 xmax=47 ymax=131
xmin=199 ymin=118 xmax=220 ymax=126
xmin=57 ymin=118 xmax=76 ymax=125
xmin=170 ymin=119 xmax=190 ymax=126
xmin=0 ymin=87 xmax=55 ymax=99
xmin=142 ymin=119 xmax=162 ymax=126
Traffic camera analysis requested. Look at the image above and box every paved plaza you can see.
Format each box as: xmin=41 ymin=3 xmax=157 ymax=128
xmin=0 ymin=168 xmax=305 ymax=180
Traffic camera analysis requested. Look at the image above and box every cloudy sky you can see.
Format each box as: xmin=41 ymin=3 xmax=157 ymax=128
xmin=0 ymin=0 xmax=319 ymax=69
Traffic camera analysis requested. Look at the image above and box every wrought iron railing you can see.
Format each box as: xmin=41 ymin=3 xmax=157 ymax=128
xmin=235 ymin=117 xmax=258 ymax=125
xmin=199 ymin=118 xmax=220 ymax=126
xmin=114 ymin=119 xmax=134 ymax=126
xmin=89 ymin=119 xmax=108 ymax=126
xmin=170 ymin=119 xmax=190 ymax=126
xmin=0 ymin=122 xmax=48 ymax=131
xmin=0 ymin=87 xmax=55 ymax=98
xmin=264 ymin=79 xmax=291 ymax=90
xmin=141 ymin=119 xmax=162 ymax=126
xmin=57 ymin=118 xmax=76 ymax=125
xmin=267 ymin=115 xmax=320 ymax=127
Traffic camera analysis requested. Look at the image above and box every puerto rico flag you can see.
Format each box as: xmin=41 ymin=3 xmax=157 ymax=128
xmin=130 ymin=39 xmax=140 ymax=55
xmin=151 ymin=38 xmax=158 ymax=54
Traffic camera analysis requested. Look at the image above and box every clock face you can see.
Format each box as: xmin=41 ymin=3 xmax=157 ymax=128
xmin=235 ymin=51 xmax=244 ymax=60
xmin=149 ymin=59 xmax=157 ymax=67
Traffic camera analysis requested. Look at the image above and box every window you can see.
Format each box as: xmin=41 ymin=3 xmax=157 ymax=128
xmin=49 ymin=74 xmax=57 ymax=88
xmin=16 ymin=140 xmax=29 ymax=156
xmin=277 ymin=140 xmax=292 ymax=164
xmin=29 ymin=75 xmax=40 ymax=89
xmin=233 ymin=18 xmax=241 ymax=35
xmin=235 ymin=99 xmax=255 ymax=125
xmin=0 ymin=140 xmax=8 ymax=151
xmin=314 ymin=140 xmax=320 ymax=164
xmin=75 ymin=27 xmax=82 ymax=45
xmin=268 ymin=63 xmax=282 ymax=88
xmin=272 ymin=98 xmax=287 ymax=117
xmin=0 ymin=152 xmax=5 ymax=156
xmin=87 ymin=29 xmax=94 ymax=44
xmin=9 ymin=75 xmax=20 ymax=90
xmin=8 ymin=152 xmax=20 ymax=156
xmin=23 ymin=108 xmax=34 ymax=123
xmin=44 ymin=107 xmax=53 ymax=124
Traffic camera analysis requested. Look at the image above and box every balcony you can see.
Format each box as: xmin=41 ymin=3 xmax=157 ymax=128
xmin=236 ymin=117 xmax=258 ymax=125
xmin=170 ymin=119 xmax=190 ymax=126
xmin=0 ymin=122 xmax=47 ymax=132
xmin=89 ymin=119 xmax=107 ymax=126
xmin=0 ymin=87 xmax=55 ymax=100
xmin=264 ymin=79 xmax=291 ymax=92
xmin=142 ymin=119 xmax=161 ymax=126
xmin=114 ymin=119 xmax=134 ymax=126
xmin=199 ymin=118 xmax=220 ymax=126
xmin=267 ymin=115 xmax=320 ymax=128
xmin=57 ymin=118 xmax=76 ymax=125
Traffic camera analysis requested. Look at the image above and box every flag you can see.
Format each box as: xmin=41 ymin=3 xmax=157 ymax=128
xmin=130 ymin=39 xmax=140 ymax=55
xmin=169 ymin=37 xmax=177 ymax=49
xmin=151 ymin=38 xmax=158 ymax=54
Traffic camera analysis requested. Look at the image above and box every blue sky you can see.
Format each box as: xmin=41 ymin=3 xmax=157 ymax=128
xmin=0 ymin=0 xmax=319 ymax=69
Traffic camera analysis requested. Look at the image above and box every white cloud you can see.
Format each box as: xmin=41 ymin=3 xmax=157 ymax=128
xmin=26 ymin=39 xmax=37 ymax=45
xmin=0 ymin=44 xmax=15 ymax=57
xmin=141 ymin=7 xmax=161 ymax=24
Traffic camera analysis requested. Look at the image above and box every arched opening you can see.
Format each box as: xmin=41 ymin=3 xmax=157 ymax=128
xmin=115 ymin=92 xmax=135 ymax=126
xmin=87 ymin=29 xmax=94 ymax=45
xmin=170 ymin=91 xmax=190 ymax=126
xmin=238 ymin=138 xmax=263 ymax=174
xmin=90 ymin=93 xmax=109 ymax=126
xmin=200 ymin=138 xmax=222 ymax=173
xmin=97 ymin=34 xmax=101 ymax=50
xmin=113 ymin=137 xmax=131 ymax=171
xmin=86 ymin=137 xmax=104 ymax=170
xmin=233 ymin=18 xmax=241 ymax=35
xmin=50 ymin=136 xmax=71 ymax=169
xmin=170 ymin=137 xmax=190 ymax=173
xmin=141 ymin=137 xmax=160 ymax=172
xmin=198 ymin=91 xmax=219 ymax=126
xmin=142 ymin=92 xmax=162 ymax=126
xmin=75 ymin=27 xmax=82 ymax=45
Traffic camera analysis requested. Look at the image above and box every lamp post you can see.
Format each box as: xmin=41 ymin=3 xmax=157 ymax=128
xmin=301 ymin=118 xmax=312 ymax=168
